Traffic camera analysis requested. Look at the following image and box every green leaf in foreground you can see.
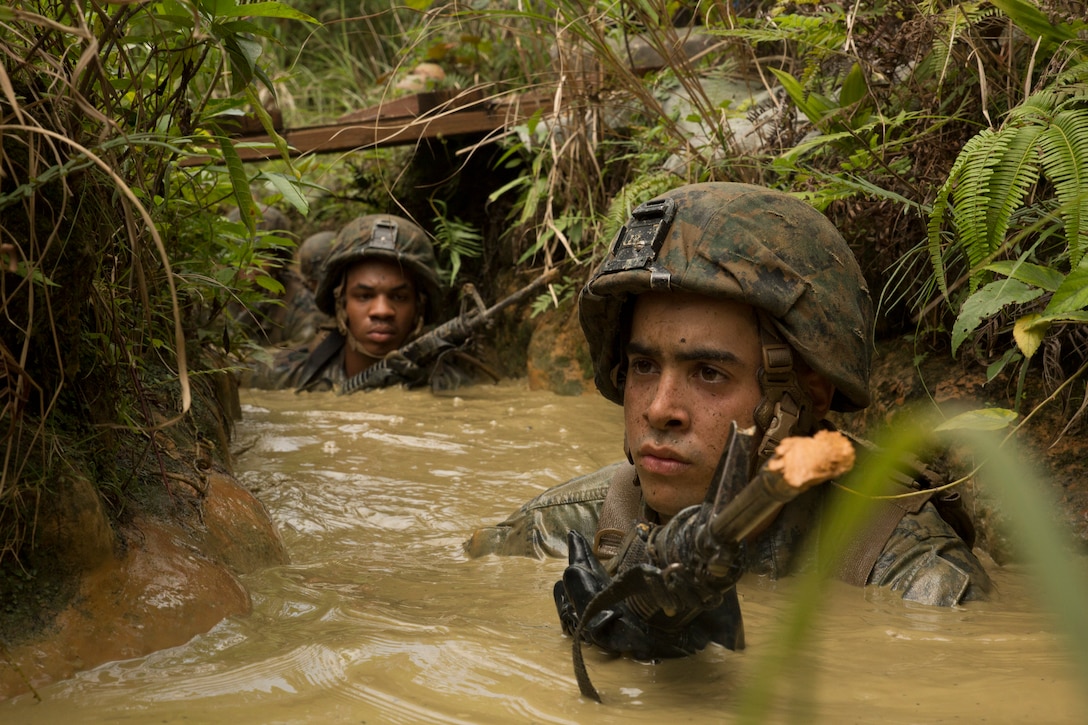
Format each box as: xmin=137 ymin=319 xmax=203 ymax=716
xmin=934 ymin=407 xmax=1018 ymax=432
xmin=952 ymin=279 xmax=1043 ymax=356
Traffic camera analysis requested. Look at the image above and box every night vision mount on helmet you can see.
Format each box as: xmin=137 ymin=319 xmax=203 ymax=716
xmin=315 ymin=214 xmax=443 ymax=324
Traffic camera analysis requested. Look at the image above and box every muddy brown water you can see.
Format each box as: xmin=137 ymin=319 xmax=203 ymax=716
xmin=4 ymin=382 xmax=1085 ymax=722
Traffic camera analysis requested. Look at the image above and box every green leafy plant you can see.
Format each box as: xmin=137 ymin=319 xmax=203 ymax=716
xmin=0 ymin=0 xmax=314 ymax=562
xmin=922 ymin=2 xmax=1088 ymax=398
xmin=430 ymin=199 xmax=483 ymax=286
xmin=927 ymin=66 xmax=1088 ymax=301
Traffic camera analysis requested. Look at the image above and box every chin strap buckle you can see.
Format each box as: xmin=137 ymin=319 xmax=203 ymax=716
xmin=753 ymin=323 xmax=814 ymax=461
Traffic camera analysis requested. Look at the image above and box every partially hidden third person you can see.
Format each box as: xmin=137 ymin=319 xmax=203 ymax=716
xmin=464 ymin=182 xmax=993 ymax=671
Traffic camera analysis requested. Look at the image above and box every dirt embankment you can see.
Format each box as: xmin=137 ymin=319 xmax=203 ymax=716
xmin=0 ymin=382 xmax=288 ymax=702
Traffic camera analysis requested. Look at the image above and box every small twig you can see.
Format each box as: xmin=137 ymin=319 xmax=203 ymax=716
xmin=0 ymin=638 xmax=41 ymax=703
xmin=164 ymin=471 xmax=208 ymax=496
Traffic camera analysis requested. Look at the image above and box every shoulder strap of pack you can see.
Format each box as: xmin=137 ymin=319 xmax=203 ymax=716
xmin=593 ymin=463 xmax=641 ymax=561
xmin=831 ymin=486 xmax=932 ymax=586
xmin=830 ymin=431 xmax=953 ymax=586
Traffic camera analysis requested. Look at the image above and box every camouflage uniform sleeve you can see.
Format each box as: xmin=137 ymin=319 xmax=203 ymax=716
xmin=868 ymin=501 xmax=994 ymax=606
xmin=240 ymin=346 xmax=310 ymax=390
xmin=462 ymin=462 xmax=620 ymax=559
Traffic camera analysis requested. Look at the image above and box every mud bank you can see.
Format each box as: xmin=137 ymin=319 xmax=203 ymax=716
xmin=1 ymin=434 xmax=287 ymax=701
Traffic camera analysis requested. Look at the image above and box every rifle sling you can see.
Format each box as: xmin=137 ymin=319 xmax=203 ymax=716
xmin=593 ymin=463 xmax=641 ymax=561
xmin=294 ymin=332 xmax=345 ymax=392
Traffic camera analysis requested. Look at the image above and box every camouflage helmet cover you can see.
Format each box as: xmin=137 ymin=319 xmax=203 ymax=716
xmin=296 ymin=230 xmax=337 ymax=287
xmin=579 ymin=182 xmax=873 ymax=412
xmin=314 ymin=214 xmax=443 ymax=322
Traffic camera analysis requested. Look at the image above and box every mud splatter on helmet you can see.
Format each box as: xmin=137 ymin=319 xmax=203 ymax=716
xmin=579 ymin=182 xmax=873 ymax=449
xmin=315 ymin=214 xmax=443 ymax=323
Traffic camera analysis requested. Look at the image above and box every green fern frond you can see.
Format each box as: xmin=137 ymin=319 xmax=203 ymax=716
xmin=982 ymin=124 xmax=1043 ymax=262
xmin=1049 ymin=60 xmax=1088 ymax=89
xmin=923 ymin=2 xmax=995 ymax=89
xmin=929 ymin=70 xmax=1088 ymax=301
xmin=431 ymin=199 xmax=483 ymax=285
xmin=706 ymin=13 xmax=845 ymax=55
xmin=927 ymin=134 xmax=981 ymax=300
xmin=951 ymin=129 xmax=1005 ymax=289
xmin=1006 ymin=89 xmax=1061 ymax=122
xmin=1037 ymin=109 xmax=1088 ymax=266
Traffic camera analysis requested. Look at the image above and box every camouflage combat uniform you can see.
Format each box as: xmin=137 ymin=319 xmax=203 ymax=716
xmin=465 ymin=183 xmax=992 ymax=613
xmin=465 ymin=456 xmax=992 ymax=606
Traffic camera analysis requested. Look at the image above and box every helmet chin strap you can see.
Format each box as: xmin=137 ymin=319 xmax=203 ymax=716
xmin=752 ymin=314 xmax=817 ymax=463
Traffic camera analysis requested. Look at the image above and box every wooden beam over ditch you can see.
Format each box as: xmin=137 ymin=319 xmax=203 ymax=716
xmin=227 ymin=89 xmax=554 ymax=162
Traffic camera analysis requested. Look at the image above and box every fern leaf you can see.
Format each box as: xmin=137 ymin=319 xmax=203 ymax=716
xmin=982 ymin=123 xmax=1042 ymax=259
xmin=924 ymin=2 xmax=993 ymax=93
xmin=1037 ymin=109 xmax=1088 ymax=266
xmin=1005 ymin=89 xmax=1059 ymax=124
xmin=1050 ymin=60 xmax=1088 ymax=89
xmin=927 ymin=134 xmax=980 ymax=300
xmin=950 ymin=129 xmax=1004 ymax=290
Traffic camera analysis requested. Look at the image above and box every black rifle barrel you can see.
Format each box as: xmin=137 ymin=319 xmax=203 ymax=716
xmin=413 ymin=267 xmax=561 ymax=351
xmin=339 ymin=268 xmax=560 ymax=395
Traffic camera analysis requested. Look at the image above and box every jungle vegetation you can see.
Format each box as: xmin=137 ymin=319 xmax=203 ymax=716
xmin=2 ymin=0 xmax=1088 ymax=703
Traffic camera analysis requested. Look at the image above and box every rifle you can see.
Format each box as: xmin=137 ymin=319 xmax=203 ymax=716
xmin=339 ymin=268 xmax=561 ymax=395
xmin=683 ymin=424 xmax=856 ymax=580
xmin=567 ymin=423 xmax=856 ymax=701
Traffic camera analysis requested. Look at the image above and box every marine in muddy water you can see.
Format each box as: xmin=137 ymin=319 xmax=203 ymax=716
xmin=465 ymin=183 xmax=992 ymax=672
xmin=244 ymin=214 xmax=516 ymax=394
xmin=259 ymin=214 xmax=447 ymax=392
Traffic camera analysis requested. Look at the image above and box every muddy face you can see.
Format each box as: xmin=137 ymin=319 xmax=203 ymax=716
xmin=622 ymin=291 xmax=763 ymax=520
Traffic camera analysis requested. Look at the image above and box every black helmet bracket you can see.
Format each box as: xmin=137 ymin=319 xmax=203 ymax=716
xmin=370 ymin=218 xmax=398 ymax=250
xmin=752 ymin=314 xmax=818 ymax=462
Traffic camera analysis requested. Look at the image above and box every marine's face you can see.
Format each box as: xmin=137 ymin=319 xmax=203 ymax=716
xmin=343 ymin=259 xmax=419 ymax=359
xmin=622 ymin=291 xmax=764 ymax=520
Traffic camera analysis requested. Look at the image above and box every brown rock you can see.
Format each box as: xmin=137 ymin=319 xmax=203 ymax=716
xmin=0 ymin=470 xmax=286 ymax=701
xmin=526 ymin=301 xmax=594 ymax=396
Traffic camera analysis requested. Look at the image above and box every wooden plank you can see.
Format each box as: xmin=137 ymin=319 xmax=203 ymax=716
xmin=224 ymin=91 xmax=553 ymax=162
xmin=337 ymin=88 xmax=486 ymax=124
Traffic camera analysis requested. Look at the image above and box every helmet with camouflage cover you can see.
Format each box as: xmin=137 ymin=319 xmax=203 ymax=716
xmin=315 ymin=214 xmax=443 ymax=323
xmin=296 ymin=230 xmax=336 ymax=290
xmin=579 ymin=183 xmax=873 ymax=449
